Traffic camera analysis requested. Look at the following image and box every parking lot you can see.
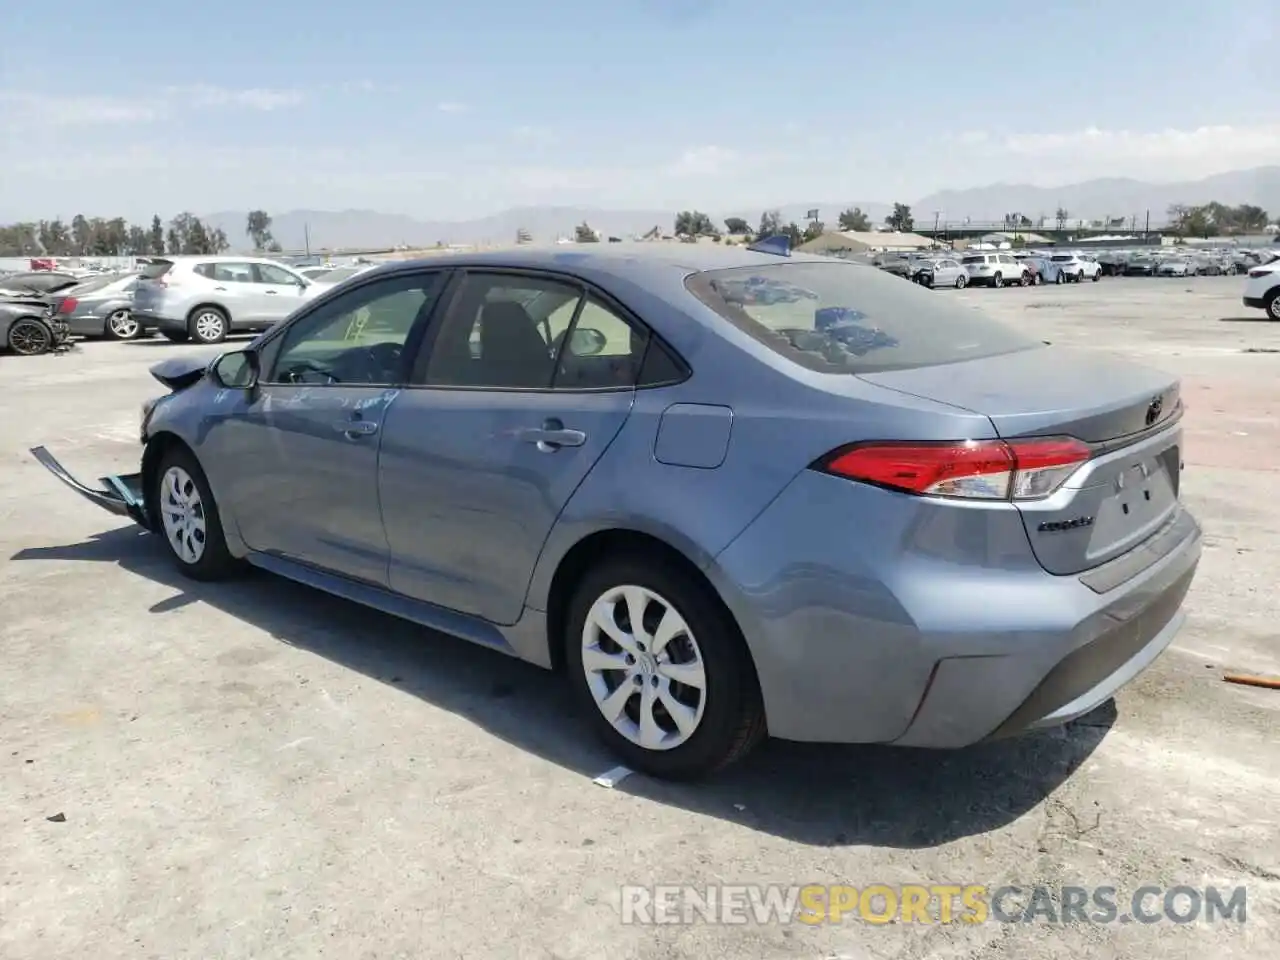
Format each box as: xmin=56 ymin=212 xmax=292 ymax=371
xmin=2 ymin=275 xmax=1278 ymax=959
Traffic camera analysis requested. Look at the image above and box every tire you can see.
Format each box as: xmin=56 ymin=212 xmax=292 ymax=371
xmin=993 ymin=273 xmax=1004 ymax=288
xmin=104 ymin=309 xmax=141 ymax=340
xmin=6 ymin=318 xmax=53 ymax=356
xmin=1055 ymin=272 xmax=1064 ymax=284
xmin=151 ymin=444 xmax=240 ymax=581
xmin=162 ymin=330 xmax=190 ymax=343
xmin=1091 ymin=271 xmax=1100 ymax=282
xmin=955 ymin=274 xmax=967 ymax=289
xmin=1019 ymin=273 xmax=1030 ymax=286
xmin=1266 ymin=289 xmax=1280 ymax=321
xmin=188 ymin=306 xmax=229 ymax=345
xmin=565 ymin=554 xmax=765 ymax=780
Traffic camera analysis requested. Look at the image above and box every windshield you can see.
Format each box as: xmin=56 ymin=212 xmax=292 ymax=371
xmin=1050 ymin=255 xmax=1073 ymax=262
xmin=685 ymin=262 xmax=1039 ymax=374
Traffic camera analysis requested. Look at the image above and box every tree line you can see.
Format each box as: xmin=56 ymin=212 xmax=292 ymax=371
xmin=663 ymin=205 xmax=894 ymax=246
xmin=0 ymin=209 xmax=285 ymax=259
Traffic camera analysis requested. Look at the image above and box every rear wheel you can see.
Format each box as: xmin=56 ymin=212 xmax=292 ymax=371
xmin=1055 ymin=271 xmax=1064 ymax=284
xmin=993 ymin=273 xmax=1004 ymax=288
xmin=104 ymin=309 xmax=141 ymax=340
xmin=1019 ymin=273 xmax=1030 ymax=286
xmin=955 ymin=274 xmax=967 ymax=289
xmin=565 ymin=554 xmax=765 ymax=780
xmin=151 ymin=445 xmax=239 ymax=581
xmin=189 ymin=307 xmax=229 ymax=345
xmin=7 ymin=318 xmax=53 ymax=356
xmin=1091 ymin=271 xmax=1100 ymax=282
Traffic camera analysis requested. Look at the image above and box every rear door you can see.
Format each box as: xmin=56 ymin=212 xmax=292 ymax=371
xmin=196 ymin=261 xmax=261 ymax=324
xmin=378 ymin=270 xmax=644 ymax=625
xmin=861 ymin=347 xmax=1183 ymax=575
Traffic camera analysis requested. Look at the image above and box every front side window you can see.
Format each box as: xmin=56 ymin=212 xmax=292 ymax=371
xmin=686 ymin=262 xmax=1039 ymax=375
xmin=267 ymin=271 xmax=444 ymax=385
xmin=255 ymin=263 xmax=303 ymax=285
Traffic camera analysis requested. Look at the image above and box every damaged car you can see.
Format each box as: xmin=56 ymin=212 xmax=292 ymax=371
xmin=33 ymin=244 xmax=1202 ymax=780
xmin=2 ymin=294 xmax=70 ymax=356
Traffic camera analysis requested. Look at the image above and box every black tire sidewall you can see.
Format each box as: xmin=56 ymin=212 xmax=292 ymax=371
xmin=152 ymin=445 xmax=237 ymax=580
xmin=564 ymin=555 xmax=762 ymax=779
xmin=162 ymin=331 xmax=189 ymax=343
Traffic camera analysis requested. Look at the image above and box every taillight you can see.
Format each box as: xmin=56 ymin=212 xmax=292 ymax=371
xmin=1249 ymin=268 xmax=1272 ymax=278
xmin=57 ymin=297 xmax=78 ymax=314
xmin=816 ymin=437 xmax=1091 ymax=501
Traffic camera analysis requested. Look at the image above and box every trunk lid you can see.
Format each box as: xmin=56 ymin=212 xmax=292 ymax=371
xmin=861 ymin=346 xmax=1183 ymax=575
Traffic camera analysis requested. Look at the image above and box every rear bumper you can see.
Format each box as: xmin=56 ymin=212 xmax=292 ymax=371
xmin=29 ymin=446 xmax=150 ymax=529
xmin=710 ymin=469 xmax=1201 ymax=747
xmin=1243 ymin=296 xmax=1267 ymax=309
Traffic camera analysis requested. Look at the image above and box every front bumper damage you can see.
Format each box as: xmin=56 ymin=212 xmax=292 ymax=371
xmin=30 ymin=446 xmax=151 ymax=529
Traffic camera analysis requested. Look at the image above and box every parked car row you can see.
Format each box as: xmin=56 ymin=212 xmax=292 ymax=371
xmin=0 ymin=257 xmax=377 ymax=355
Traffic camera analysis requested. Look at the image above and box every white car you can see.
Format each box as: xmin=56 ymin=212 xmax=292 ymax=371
xmin=1243 ymin=260 xmax=1280 ymax=320
xmin=1049 ymin=254 xmax=1101 ymax=282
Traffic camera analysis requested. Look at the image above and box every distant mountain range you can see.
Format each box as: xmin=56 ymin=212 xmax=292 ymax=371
xmin=202 ymin=166 xmax=1280 ymax=250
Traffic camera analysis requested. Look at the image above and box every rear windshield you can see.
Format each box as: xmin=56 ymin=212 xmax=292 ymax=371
xmin=960 ymin=255 xmax=987 ymax=264
xmin=1050 ymin=255 xmax=1073 ymax=262
xmin=139 ymin=259 xmax=174 ymax=279
xmin=685 ymin=262 xmax=1039 ymax=374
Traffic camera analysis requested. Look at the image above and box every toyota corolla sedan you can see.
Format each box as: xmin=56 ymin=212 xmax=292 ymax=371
xmin=33 ymin=243 xmax=1201 ymax=780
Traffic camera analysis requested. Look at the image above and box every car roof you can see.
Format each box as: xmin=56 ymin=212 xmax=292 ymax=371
xmin=369 ymin=243 xmax=831 ymax=281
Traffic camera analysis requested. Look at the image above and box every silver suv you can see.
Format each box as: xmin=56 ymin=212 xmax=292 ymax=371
xmin=133 ymin=256 xmax=323 ymax=344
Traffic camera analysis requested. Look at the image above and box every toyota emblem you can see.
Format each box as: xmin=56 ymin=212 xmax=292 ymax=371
xmin=1145 ymin=396 xmax=1163 ymax=427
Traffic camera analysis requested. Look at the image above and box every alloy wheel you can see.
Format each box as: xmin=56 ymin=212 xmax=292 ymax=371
xmin=159 ymin=466 xmax=207 ymax=565
xmin=108 ymin=310 xmax=139 ymax=339
xmin=580 ymin=584 xmax=707 ymax=751
xmin=193 ymin=311 xmax=226 ymax=343
xmin=8 ymin=320 xmax=51 ymax=355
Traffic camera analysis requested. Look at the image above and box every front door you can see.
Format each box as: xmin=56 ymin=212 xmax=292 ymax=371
xmin=379 ymin=271 xmax=649 ymax=624
xmin=214 ymin=269 xmax=449 ymax=585
xmin=251 ymin=262 xmax=312 ymax=327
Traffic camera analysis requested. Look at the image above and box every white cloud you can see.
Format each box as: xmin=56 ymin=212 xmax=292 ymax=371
xmin=167 ymin=85 xmax=305 ymax=111
xmin=0 ymin=84 xmax=308 ymax=129
xmin=511 ymin=125 xmax=555 ymax=145
xmin=665 ymin=145 xmax=738 ymax=177
xmin=954 ymin=123 xmax=1280 ymax=182
xmin=437 ymin=101 xmax=468 ymax=113
xmin=0 ymin=91 xmax=162 ymax=126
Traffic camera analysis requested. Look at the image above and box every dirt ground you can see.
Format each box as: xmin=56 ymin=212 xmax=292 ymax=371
xmin=1 ymin=274 xmax=1277 ymax=959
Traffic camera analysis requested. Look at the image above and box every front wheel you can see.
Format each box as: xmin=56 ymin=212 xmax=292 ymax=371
xmin=1055 ymin=272 xmax=1064 ymax=284
xmin=955 ymin=274 xmax=967 ymax=289
xmin=1266 ymin=289 xmax=1280 ymax=321
xmin=1019 ymin=273 xmax=1030 ymax=286
xmin=104 ymin=309 xmax=141 ymax=340
xmin=151 ymin=445 xmax=240 ymax=581
xmin=1091 ymin=271 xmax=1100 ymax=282
xmin=566 ymin=555 xmax=765 ymax=780
xmin=993 ymin=273 xmax=1004 ymax=288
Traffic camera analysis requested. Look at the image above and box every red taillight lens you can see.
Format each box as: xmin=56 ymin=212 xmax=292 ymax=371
xmin=57 ymin=297 xmax=78 ymax=314
xmin=817 ymin=437 xmax=1090 ymax=501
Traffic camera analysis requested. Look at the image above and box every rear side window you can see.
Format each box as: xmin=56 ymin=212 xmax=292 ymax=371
xmin=961 ymin=255 xmax=986 ymax=264
xmin=685 ymin=262 xmax=1039 ymax=375
xmin=140 ymin=260 xmax=173 ymax=279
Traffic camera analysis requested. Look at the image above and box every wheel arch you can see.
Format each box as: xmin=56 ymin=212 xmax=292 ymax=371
xmin=141 ymin=431 xmax=194 ymax=528
xmin=542 ymin=527 xmax=755 ymax=683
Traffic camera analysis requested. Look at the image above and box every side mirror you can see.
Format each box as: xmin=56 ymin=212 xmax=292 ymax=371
xmin=211 ymin=349 xmax=259 ymax=390
xmin=568 ymin=326 xmax=607 ymax=357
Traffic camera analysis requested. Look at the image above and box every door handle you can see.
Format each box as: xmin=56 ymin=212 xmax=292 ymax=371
xmin=264 ymin=290 xmax=279 ymax=295
xmin=517 ymin=419 xmax=586 ymax=451
xmin=214 ymin=286 xmax=227 ymax=291
xmin=333 ymin=418 xmax=379 ymax=438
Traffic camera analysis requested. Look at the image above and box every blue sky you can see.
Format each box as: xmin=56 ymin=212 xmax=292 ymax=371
xmin=1 ymin=0 xmax=1276 ymax=221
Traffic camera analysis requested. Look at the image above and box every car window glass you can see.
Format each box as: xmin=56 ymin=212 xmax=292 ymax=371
xmin=421 ymin=273 xmax=580 ymax=389
xmin=554 ymin=296 xmax=648 ymax=390
xmin=268 ymin=272 xmax=443 ymax=385
xmin=256 ymin=263 xmax=301 ymax=285
xmin=687 ymin=262 xmax=1040 ymax=375
xmin=207 ymin=262 xmax=254 ymax=282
